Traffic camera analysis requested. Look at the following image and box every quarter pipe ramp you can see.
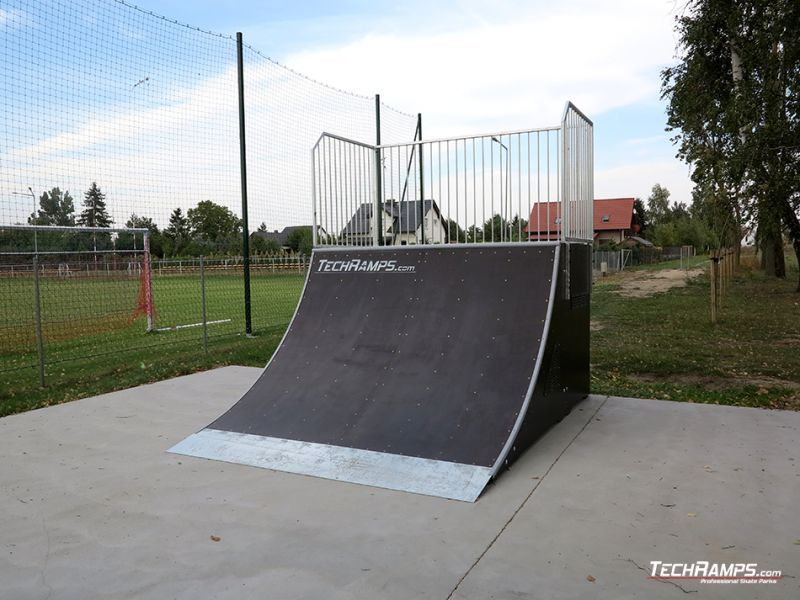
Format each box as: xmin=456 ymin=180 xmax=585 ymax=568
xmin=170 ymin=243 xmax=590 ymax=501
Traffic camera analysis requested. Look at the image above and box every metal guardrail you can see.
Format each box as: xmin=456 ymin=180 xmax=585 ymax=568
xmin=311 ymin=102 xmax=594 ymax=248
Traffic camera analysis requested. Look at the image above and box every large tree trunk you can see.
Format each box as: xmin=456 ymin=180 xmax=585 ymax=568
xmin=731 ymin=192 xmax=743 ymax=266
xmin=729 ymin=45 xmax=746 ymax=268
xmin=759 ymin=209 xmax=786 ymax=278
xmin=763 ymin=236 xmax=786 ymax=278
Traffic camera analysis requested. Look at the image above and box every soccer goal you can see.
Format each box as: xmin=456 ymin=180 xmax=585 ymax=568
xmin=0 ymin=224 xmax=156 ymax=335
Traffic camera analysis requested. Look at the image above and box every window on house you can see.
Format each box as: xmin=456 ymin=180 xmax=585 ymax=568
xmin=602 ymin=215 xmax=610 ymax=222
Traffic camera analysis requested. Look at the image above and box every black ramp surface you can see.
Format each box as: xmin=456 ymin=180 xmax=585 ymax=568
xmin=208 ymin=245 xmax=557 ymax=468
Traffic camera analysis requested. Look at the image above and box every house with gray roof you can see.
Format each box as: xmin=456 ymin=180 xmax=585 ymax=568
xmin=341 ymin=200 xmax=446 ymax=245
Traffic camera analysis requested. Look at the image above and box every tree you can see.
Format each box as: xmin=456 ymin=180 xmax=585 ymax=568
xmin=466 ymin=225 xmax=483 ymax=243
xmin=445 ymin=219 xmax=467 ymax=243
xmin=117 ymin=214 xmax=164 ymax=257
xmin=75 ymin=182 xmax=112 ymax=260
xmin=481 ymin=215 xmax=509 ymax=242
xmin=250 ymin=234 xmax=280 ymax=254
xmin=186 ymin=200 xmax=241 ymax=254
xmin=286 ymin=227 xmax=313 ymax=256
xmin=77 ymin=182 xmax=112 ymax=228
xmin=661 ymin=0 xmax=800 ymax=289
xmin=508 ymin=216 xmax=529 ymax=241
xmin=633 ymin=198 xmax=648 ymax=235
xmin=29 ymin=187 xmax=75 ymax=226
xmin=671 ymin=201 xmax=691 ymax=221
xmin=646 ymin=184 xmax=672 ymax=228
xmin=164 ymin=208 xmax=190 ymax=256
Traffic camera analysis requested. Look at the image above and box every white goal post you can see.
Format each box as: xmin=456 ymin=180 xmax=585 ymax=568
xmin=0 ymin=224 xmax=156 ymax=332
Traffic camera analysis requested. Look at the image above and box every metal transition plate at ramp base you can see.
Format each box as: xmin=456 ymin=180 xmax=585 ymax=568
xmin=169 ymin=429 xmax=492 ymax=502
xmin=170 ymin=243 xmax=566 ymax=502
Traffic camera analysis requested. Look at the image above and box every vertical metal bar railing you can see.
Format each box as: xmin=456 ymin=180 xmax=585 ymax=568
xmin=559 ymin=102 xmax=593 ymax=243
xmin=310 ymin=104 xmax=592 ymax=249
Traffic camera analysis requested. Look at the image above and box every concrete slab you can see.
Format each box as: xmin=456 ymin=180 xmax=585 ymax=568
xmin=0 ymin=366 xmax=797 ymax=599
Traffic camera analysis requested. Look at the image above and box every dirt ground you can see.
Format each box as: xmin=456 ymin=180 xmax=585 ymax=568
xmin=628 ymin=372 xmax=800 ymax=393
xmin=606 ymin=266 xmax=705 ymax=298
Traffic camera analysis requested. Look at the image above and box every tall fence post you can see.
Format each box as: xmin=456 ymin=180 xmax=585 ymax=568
xmin=417 ymin=113 xmax=425 ymax=244
xmin=200 ymin=255 xmax=208 ymax=353
xmin=710 ymin=255 xmax=719 ymax=324
xmin=32 ymin=256 xmax=46 ymax=387
xmin=143 ymin=231 xmax=155 ymax=332
xmin=237 ymin=32 xmax=253 ymax=336
xmin=374 ymin=94 xmax=383 ymax=247
xmin=311 ymin=146 xmax=318 ymax=248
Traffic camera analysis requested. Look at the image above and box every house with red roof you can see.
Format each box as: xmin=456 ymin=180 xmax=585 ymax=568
xmin=525 ymin=198 xmax=636 ymax=245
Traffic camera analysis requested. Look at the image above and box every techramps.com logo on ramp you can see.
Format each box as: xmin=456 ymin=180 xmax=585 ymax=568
xmin=316 ymin=258 xmax=416 ymax=273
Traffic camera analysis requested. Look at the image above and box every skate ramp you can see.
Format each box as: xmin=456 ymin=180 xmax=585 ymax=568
xmin=170 ymin=243 xmax=589 ymax=501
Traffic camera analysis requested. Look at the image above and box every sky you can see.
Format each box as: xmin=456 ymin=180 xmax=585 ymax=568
xmin=147 ymin=0 xmax=694 ymax=205
xmin=1 ymin=0 xmax=694 ymax=234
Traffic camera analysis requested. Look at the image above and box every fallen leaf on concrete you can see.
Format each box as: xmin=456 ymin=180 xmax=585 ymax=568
xmin=210 ymin=535 xmax=221 ymax=542
xmin=586 ymin=575 xmax=596 ymax=583
xmin=687 ymin=512 xmax=697 ymax=517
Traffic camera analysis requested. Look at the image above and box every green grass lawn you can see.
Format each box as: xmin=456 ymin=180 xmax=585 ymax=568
xmin=591 ymin=254 xmax=800 ymax=409
xmin=0 ymin=270 xmax=305 ymax=416
xmin=1 ymin=252 xmax=798 ymax=417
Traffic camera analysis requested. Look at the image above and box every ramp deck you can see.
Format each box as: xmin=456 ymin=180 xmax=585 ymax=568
xmin=171 ymin=243 xmax=588 ymax=500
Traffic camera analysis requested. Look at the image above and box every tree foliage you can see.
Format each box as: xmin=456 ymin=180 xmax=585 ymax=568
xmin=286 ymin=227 xmax=313 ymax=256
xmin=77 ymin=182 xmax=112 ymax=228
xmin=661 ymin=0 xmax=800 ymax=288
xmin=29 ymin=187 xmax=75 ymax=226
xmin=642 ymin=184 xmax=716 ymax=249
xmin=117 ymin=213 xmax=164 ymax=257
xmin=186 ymin=200 xmax=242 ymax=253
xmin=163 ymin=208 xmax=190 ymax=256
xmin=646 ymin=184 xmax=672 ymax=228
xmin=633 ymin=198 xmax=648 ymax=235
xmin=480 ymin=215 xmax=507 ymax=242
xmin=75 ymin=182 xmax=113 ymax=252
xmin=250 ymin=234 xmax=280 ymax=254
xmin=446 ymin=219 xmax=467 ymax=243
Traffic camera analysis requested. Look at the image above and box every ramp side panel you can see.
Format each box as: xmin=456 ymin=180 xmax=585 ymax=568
xmin=169 ymin=429 xmax=492 ymax=503
xmin=502 ymin=242 xmax=592 ymax=467
xmin=207 ymin=245 xmax=558 ymax=468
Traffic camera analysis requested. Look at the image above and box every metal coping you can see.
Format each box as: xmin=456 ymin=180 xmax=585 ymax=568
xmin=311 ymin=241 xmax=562 ymax=253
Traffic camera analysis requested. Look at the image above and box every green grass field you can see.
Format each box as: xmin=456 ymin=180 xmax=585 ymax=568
xmin=591 ymin=252 xmax=800 ymax=408
xmin=1 ymin=252 xmax=798 ymax=417
xmin=0 ymin=270 xmax=305 ymax=416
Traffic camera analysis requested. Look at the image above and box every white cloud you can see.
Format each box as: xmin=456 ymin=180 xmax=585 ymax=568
xmin=281 ymin=0 xmax=695 ymax=204
xmin=285 ymin=0 xmax=677 ymax=137
xmin=596 ymin=159 xmax=693 ymax=203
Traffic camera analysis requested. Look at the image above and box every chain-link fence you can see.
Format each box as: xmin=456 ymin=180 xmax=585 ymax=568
xmin=0 ymin=252 xmax=308 ymax=382
xmin=1 ymin=0 xmax=416 ymax=385
xmin=593 ymin=249 xmax=632 ymax=274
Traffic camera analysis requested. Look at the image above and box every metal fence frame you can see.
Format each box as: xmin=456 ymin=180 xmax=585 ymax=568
xmin=311 ymin=101 xmax=594 ymax=248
